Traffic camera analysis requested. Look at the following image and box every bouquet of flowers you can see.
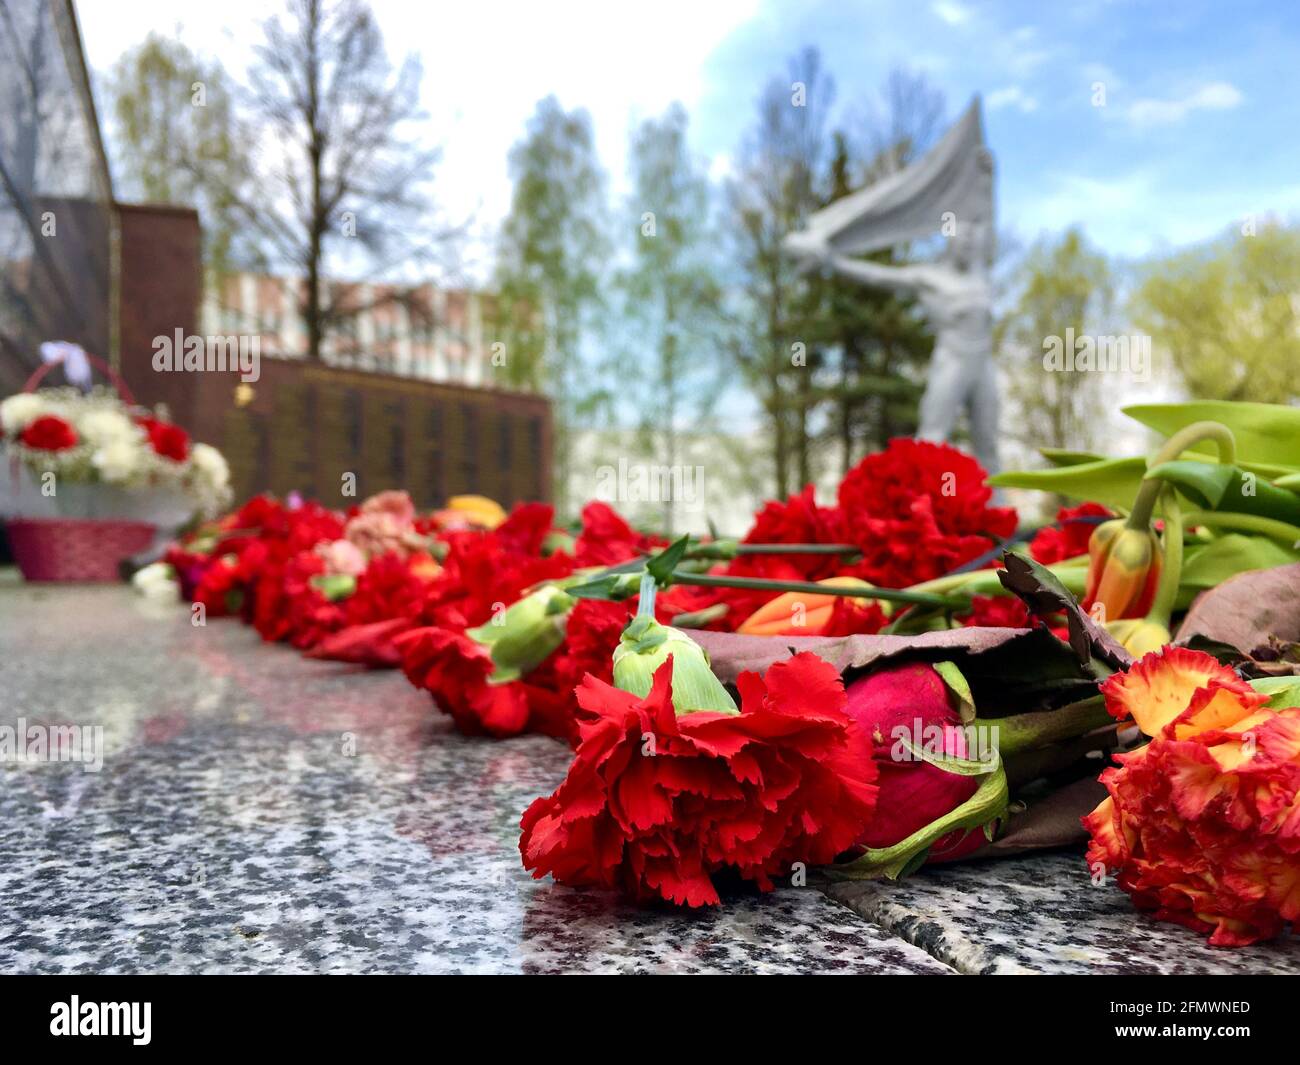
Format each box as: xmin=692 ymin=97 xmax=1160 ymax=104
xmin=0 ymin=386 xmax=231 ymax=523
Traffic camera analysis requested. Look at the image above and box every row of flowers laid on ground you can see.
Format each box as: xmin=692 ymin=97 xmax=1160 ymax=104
xmin=140 ymin=401 xmax=1300 ymax=948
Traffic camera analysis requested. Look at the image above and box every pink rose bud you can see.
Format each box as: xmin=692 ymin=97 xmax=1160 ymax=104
xmin=844 ymin=662 xmax=985 ymax=862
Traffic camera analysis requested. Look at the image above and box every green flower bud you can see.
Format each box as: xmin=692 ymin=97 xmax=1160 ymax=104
xmin=612 ymin=616 xmax=738 ymax=715
xmin=465 ymin=584 xmax=575 ymax=683
xmin=310 ymin=573 xmax=356 ymax=602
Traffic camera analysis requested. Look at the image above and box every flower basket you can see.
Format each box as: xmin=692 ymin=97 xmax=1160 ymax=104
xmin=6 ymin=516 xmax=157 ymax=582
xmin=1 ymin=347 xmax=232 ymax=577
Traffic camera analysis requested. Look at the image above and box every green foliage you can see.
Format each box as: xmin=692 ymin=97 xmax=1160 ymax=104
xmin=105 ymin=33 xmax=253 ymax=279
xmin=1130 ymin=222 xmax=1300 ymax=405
xmin=616 ymin=105 xmax=723 ymax=532
xmin=493 ymin=96 xmax=609 ymax=511
xmin=725 ymin=47 xmax=835 ymax=498
xmin=996 ymin=227 xmax=1114 ymax=455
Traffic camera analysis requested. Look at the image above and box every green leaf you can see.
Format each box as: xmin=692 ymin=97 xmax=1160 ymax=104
xmin=646 ymin=534 xmax=691 ymax=586
xmin=1250 ymin=676 xmax=1300 ymax=710
xmin=989 ymin=456 xmax=1147 ymax=510
xmin=1145 ymin=460 xmax=1300 ymax=525
xmin=1176 ymin=534 xmax=1300 ymax=605
xmin=1123 ymin=401 xmax=1300 ymax=467
xmin=1038 ymin=447 xmax=1104 ymax=467
xmin=565 ymin=572 xmax=642 ymax=601
xmin=897 ymin=735 xmax=999 ymax=776
xmin=934 ymin=660 xmax=976 ymax=723
xmin=998 ymin=550 xmax=1132 ymax=670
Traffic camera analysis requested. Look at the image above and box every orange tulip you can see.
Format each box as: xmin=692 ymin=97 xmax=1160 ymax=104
xmin=736 ymin=576 xmax=876 ymax=636
xmin=1082 ymin=518 xmax=1161 ymax=622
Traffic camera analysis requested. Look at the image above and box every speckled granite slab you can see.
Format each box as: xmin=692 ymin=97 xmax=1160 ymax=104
xmin=4 ymin=582 xmax=1298 ymax=975
xmin=825 ymin=852 xmax=1300 ymax=974
xmin=0 ymin=583 xmax=948 ymax=975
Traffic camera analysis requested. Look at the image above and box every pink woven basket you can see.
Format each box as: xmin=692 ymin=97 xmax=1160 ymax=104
xmin=6 ymin=351 xmax=154 ymax=582
xmin=6 ymin=517 xmax=156 ymax=582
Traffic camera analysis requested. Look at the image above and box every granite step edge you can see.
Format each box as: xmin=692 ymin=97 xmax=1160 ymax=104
xmin=819 ymin=881 xmax=1036 ymax=975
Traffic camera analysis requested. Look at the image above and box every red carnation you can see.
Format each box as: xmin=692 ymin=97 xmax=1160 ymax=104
xmin=573 ymin=501 xmax=664 ymax=567
xmin=395 ymin=625 xmax=570 ymax=740
xmin=307 ymin=553 xmax=443 ymax=668
xmin=1029 ymin=502 xmax=1113 ymax=565
xmin=420 ymin=503 xmax=574 ymax=632
xmin=520 ymin=652 xmax=877 ymax=907
xmin=665 ymin=485 xmax=849 ymax=629
xmin=551 ymin=598 xmax=637 ymax=693
xmin=19 ymin=414 xmax=79 ymax=452
xmin=1085 ymin=648 xmax=1300 ymax=945
xmin=138 ymin=416 xmax=190 ymax=461
xmin=956 ymin=594 xmax=1030 ymax=629
xmin=838 ymin=439 xmax=1016 ymax=587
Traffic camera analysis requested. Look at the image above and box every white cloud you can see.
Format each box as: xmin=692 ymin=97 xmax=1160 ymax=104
xmin=77 ymin=0 xmax=760 ymax=281
xmin=987 ymin=86 xmax=1038 ymax=113
xmin=1126 ymin=81 xmax=1244 ymax=126
xmin=932 ymin=1 xmax=971 ymax=26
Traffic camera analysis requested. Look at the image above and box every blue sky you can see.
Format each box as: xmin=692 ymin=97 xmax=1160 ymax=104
xmin=81 ymin=0 xmax=1300 ymax=264
xmin=691 ymin=0 xmax=1300 ymax=258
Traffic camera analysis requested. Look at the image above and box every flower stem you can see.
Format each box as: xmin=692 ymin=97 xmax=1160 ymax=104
xmin=1128 ymin=421 xmax=1237 ymax=530
xmin=903 ymin=560 xmax=1088 ymax=598
xmin=1181 ymin=509 xmax=1300 ymax=545
xmin=637 ymin=570 xmax=658 ymax=619
xmin=669 ymin=570 xmax=964 ymax=609
xmin=1146 ymin=487 xmax=1183 ymax=628
xmin=971 ymin=695 xmax=1113 ymax=758
xmin=683 ymin=541 xmax=862 ymax=561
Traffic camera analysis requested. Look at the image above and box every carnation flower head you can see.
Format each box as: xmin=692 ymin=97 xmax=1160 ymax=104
xmin=520 ymin=651 xmax=877 ymax=906
xmin=1084 ymin=646 xmax=1300 ymax=946
xmin=1029 ymin=502 xmax=1112 ymax=565
xmin=837 ymin=439 xmax=1016 ymax=587
xmin=19 ymin=414 xmax=79 ymax=452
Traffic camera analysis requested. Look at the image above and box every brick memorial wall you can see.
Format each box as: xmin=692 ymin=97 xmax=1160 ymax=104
xmin=186 ymin=358 xmax=551 ymax=510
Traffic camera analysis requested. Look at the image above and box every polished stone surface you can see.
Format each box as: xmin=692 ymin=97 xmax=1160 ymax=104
xmin=826 ymin=855 xmax=1300 ymax=975
xmin=0 ymin=582 xmax=948 ymax=974
xmin=3 ymin=581 xmax=1298 ymax=975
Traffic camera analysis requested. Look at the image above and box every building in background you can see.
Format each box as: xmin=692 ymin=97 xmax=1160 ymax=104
xmin=0 ymin=0 xmax=113 ymax=396
xmin=204 ymin=273 xmax=497 ymax=386
xmin=1 ymin=0 xmax=551 ymax=519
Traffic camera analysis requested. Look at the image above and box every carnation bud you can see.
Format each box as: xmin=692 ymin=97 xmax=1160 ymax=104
xmin=612 ymin=616 xmax=738 ymax=715
xmin=464 ymin=584 xmax=575 ymax=683
xmin=310 ymin=573 xmax=356 ymax=601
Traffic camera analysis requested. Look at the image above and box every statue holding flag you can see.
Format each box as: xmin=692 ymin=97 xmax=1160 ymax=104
xmin=784 ymin=97 xmax=1000 ymax=473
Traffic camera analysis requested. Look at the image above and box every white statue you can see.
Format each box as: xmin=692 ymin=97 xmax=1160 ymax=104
xmin=784 ymin=97 xmax=1000 ymax=473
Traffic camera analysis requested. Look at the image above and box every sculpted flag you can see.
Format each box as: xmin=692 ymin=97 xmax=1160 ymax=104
xmin=784 ymin=96 xmax=992 ymax=257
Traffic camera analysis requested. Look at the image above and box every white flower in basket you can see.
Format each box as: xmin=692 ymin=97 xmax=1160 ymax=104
xmin=1 ymin=368 xmax=232 ymax=532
